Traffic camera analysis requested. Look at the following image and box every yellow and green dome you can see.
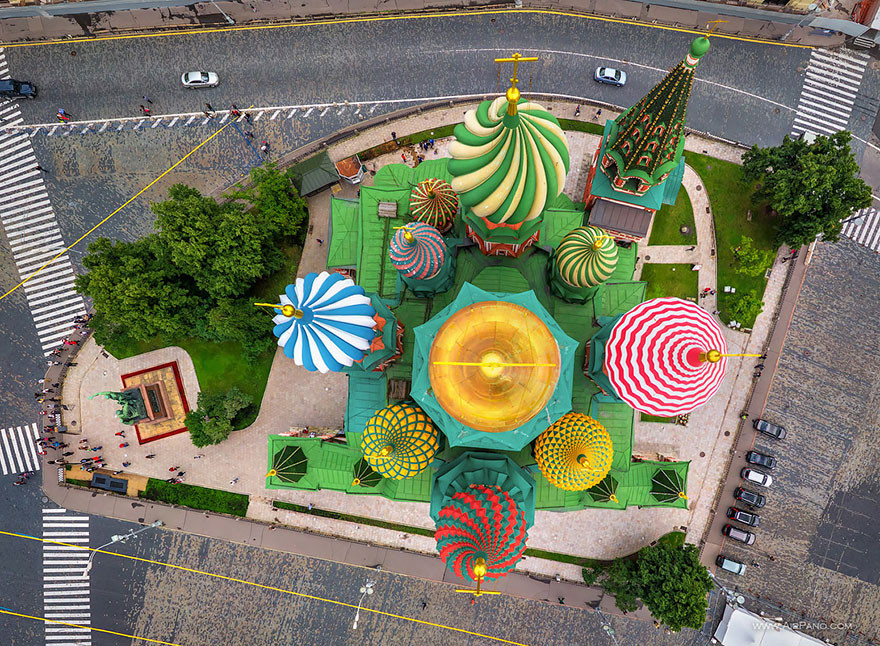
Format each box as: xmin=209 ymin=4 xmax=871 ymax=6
xmin=362 ymin=403 xmax=440 ymax=480
xmin=554 ymin=226 xmax=619 ymax=288
xmin=447 ymin=94 xmax=570 ymax=229
xmin=535 ymin=412 xmax=613 ymax=491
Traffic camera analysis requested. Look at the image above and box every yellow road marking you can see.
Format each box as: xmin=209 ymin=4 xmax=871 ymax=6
xmin=0 ymin=530 xmax=531 ymax=645
xmin=0 ymin=608 xmax=184 ymax=646
xmin=0 ymin=111 xmax=244 ymax=303
xmin=0 ymin=8 xmax=812 ymax=49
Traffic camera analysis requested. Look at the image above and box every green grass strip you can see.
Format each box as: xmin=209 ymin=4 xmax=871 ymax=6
xmin=140 ymin=479 xmax=249 ymax=517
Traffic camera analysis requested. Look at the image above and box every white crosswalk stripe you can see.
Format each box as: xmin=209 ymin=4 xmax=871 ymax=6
xmin=0 ymin=48 xmax=85 ymax=356
xmin=841 ymin=206 xmax=880 ymax=253
xmin=790 ymin=48 xmax=869 ymax=139
xmin=0 ymin=423 xmax=40 ymax=476
xmin=42 ymin=508 xmax=91 ymax=646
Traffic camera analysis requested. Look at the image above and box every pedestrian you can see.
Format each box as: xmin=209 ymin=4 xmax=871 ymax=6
xmin=686 ymin=246 xmax=695 ymax=251
xmin=316 ymin=239 xmax=324 ymax=246
xmin=307 ymin=503 xmax=313 ymax=511
xmin=62 ymin=451 xmax=74 ymax=456
xmin=119 ymin=442 xmax=129 ymax=448
xmin=193 ymin=454 xmax=204 ymax=459
xmin=260 ymin=140 xmax=269 ymax=154
xmin=391 ymin=131 xmax=397 ymax=141
xmin=115 ymin=431 xmax=125 ymax=437
xmin=244 ymin=130 xmax=254 ymax=139
xmin=781 ymin=257 xmax=788 ymax=264
xmin=113 ymin=470 xmax=123 ymax=475
xmin=140 ymin=105 xmax=151 ymax=116
xmin=64 ymin=362 xmax=77 ymax=367
xmin=230 ymin=477 xmax=238 ymax=485
xmin=421 ymin=600 xmax=428 ymax=610
xmin=35 ymin=164 xmax=49 ymax=173
xmin=205 ymin=102 xmax=214 ymax=113
xmin=166 ymin=477 xmax=176 ymax=483
xmin=760 ymin=353 xmax=767 ymax=360
xmin=243 ymin=112 xmax=251 ymax=123
xmin=401 ymin=153 xmax=407 ymax=162
xmin=122 ymin=461 xmax=131 ymax=467
xmin=712 ymin=310 xmax=720 ymax=315
xmin=574 ymin=105 xmax=581 ymax=117
xmin=740 ymin=412 xmax=748 ymax=420
xmin=169 ymin=466 xmax=179 ymax=472
xmin=596 ymin=109 xmax=602 ymax=117
xmin=754 ymin=363 xmax=765 ymax=369
xmin=769 ymin=555 xmax=776 ymax=562
xmin=143 ymin=95 xmax=152 ymax=104
xmin=177 ymin=471 xmax=186 ymax=478
xmin=145 ymin=454 xmax=156 ymax=459
xmin=231 ymin=103 xmax=240 ymax=116
xmin=203 ymin=110 xmax=213 ymax=119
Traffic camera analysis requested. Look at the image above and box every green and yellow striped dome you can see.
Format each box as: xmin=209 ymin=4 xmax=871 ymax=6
xmin=535 ymin=412 xmax=613 ymax=491
xmin=362 ymin=403 xmax=440 ymax=480
xmin=554 ymin=226 xmax=618 ymax=288
xmin=447 ymin=94 xmax=570 ymax=228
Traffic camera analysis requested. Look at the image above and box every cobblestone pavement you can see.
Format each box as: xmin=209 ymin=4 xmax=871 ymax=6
xmin=714 ymin=238 xmax=880 ymax=645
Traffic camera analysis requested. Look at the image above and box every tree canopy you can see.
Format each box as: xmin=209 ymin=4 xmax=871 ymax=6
xmin=731 ymin=235 xmax=775 ymax=278
xmin=186 ymin=388 xmax=254 ymax=447
xmin=742 ymin=132 xmax=872 ymax=247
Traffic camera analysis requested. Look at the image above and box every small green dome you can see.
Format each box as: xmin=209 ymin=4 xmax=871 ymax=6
xmin=690 ymin=36 xmax=710 ymax=60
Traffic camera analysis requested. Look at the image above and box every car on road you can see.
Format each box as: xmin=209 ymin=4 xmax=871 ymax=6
xmin=741 ymin=468 xmax=772 ymax=488
xmin=753 ymin=418 xmax=786 ymax=440
xmin=734 ymin=486 xmax=766 ymax=509
xmin=715 ymin=555 xmax=747 ymax=575
xmin=181 ymin=71 xmax=219 ymax=88
xmin=723 ymin=524 xmax=756 ymax=545
xmin=0 ymin=79 xmax=37 ymax=99
xmin=726 ymin=506 xmax=760 ymax=527
xmin=746 ymin=451 xmax=777 ymax=470
xmin=594 ymin=66 xmax=627 ymax=87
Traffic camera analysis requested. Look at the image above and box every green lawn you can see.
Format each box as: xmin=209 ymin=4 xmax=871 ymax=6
xmin=557 ymin=118 xmax=605 ymax=136
xmin=640 ymin=413 xmax=675 ymax=423
xmin=684 ymin=152 xmax=778 ymax=327
xmin=140 ymin=479 xmax=249 ymax=516
xmin=103 ymin=244 xmax=301 ymax=430
xmin=648 ymin=186 xmax=696 ymax=246
xmin=639 ymin=263 xmax=698 ymax=301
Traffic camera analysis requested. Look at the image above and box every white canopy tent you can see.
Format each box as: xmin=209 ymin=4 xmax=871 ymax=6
xmin=713 ymin=605 xmax=830 ymax=646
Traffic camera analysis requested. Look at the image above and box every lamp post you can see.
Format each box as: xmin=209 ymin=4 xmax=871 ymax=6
xmin=780 ymin=3 xmax=821 ymax=41
xmin=81 ymin=520 xmax=162 ymax=578
xmin=209 ymin=0 xmax=235 ymax=25
xmin=351 ymin=579 xmax=375 ymax=630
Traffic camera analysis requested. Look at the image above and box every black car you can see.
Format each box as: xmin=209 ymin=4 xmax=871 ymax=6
xmin=726 ymin=506 xmax=760 ymax=527
xmin=746 ymin=450 xmax=777 ymax=470
xmin=753 ymin=418 xmax=787 ymax=440
xmin=0 ymin=79 xmax=37 ymax=99
xmin=734 ymin=486 xmax=766 ymax=509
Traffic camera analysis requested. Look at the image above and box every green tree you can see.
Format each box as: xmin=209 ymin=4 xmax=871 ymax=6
xmin=186 ymin=388 xmax=254 ymax=447
xmin=731 ymin=235 xmax=775 ymax=277
xmin=152 ymin=184 xmax=283 ymax=299
xmin=74 ymin=237 xmax=204 ymax=346
xmin=233 ymin=163 xmax=309 ymax=241
xmin=742 ymin=132 xmax=872 ymax=247
xmin=635 ymin=543 xmax=713 ymax=632
xmin=729 ymin=289 xmax=764 ymax=324
xmin=206 ymin=298 xmax=275 ymax=363
xmin=601 ymin=558 xmax=640 ymax=613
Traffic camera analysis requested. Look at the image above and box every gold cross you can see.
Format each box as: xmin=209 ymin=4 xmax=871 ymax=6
xmin=706 ymin=19 xmax=728 ymax=34
xmin=494 ymin=53 xmax=538 ymax=90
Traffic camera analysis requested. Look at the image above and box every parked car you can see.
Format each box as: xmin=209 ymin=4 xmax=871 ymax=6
xmin=723 ymin=524 xmax=756 ymax=545
xmin=741 ymin=468 xmax=772 ymax=488
xmin=746 ymin=450 xmax=777 ymax=470
xmin=727 ymin=506 xmax=760 ymax=527
xmin=715 ymin=555 xmax=747 ymax=575
xmin=753 ymin=418 xmax=787 ymax=440
xmin=734 ymin=487 xmax=766 ymax=509
xmin=0 ymin=79 xmax=37 ymax=99
xmin=594 ymin=66 xmax=627 ymax=87
xmin=181 ymin=71 xmax=219 ymax=88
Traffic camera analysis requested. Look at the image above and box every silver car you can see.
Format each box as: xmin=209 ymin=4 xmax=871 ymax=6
xmin=741 ymin=468 xmax=772 ymax=488
xmin=594 ymin=66 xmax=627 ymax=87
xmin=181 ymin=71 xmax=219 ymax=88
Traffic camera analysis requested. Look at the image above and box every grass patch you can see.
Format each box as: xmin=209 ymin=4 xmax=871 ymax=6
xmin=639 ymin=263 xmax=698 ymax=301
xmin=65 ymin=478 xmax=91 ymax=487
xmin=557 ymin=118 xmax=605 ymax=136
xmin=140 ymin=479 xmax=249 ymax=517
xmin=358 ymin=124 xmax=457 ymax=161
xmin=684 ymin=152 xmax=777 ymax=326
xmin=640 ymin=413 xmax=675 ymax=423
xmin=657 ymin=530 xmax=686 ymax=549
xmin=103 ymin=244 xmax=301 ymax=430
xmin=649 ymin=186 xmax=696 ymax=246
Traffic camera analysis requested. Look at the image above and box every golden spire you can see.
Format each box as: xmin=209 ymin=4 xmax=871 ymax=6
xmin=494 ymin=52 xmax=538 ymax=116
xmin=254 ymin=302 xmax=301 ymax=318
xmin=455 ymin=557 xmax=501 ymax=598
xmin=403 ymin=228 xmax=415 ymax=244
xmin=698 ymin=350 xmax=763 ymax=363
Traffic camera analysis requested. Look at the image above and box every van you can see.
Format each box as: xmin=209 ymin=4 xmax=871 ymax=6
xmin=0 ymin=79 xmax=37 ymax=99
xmin=715 ymin=555 xmax=747 ymax=575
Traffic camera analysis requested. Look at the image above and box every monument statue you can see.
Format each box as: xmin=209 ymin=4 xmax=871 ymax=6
xmin=89 ymin=389 xmax=148 ymax=425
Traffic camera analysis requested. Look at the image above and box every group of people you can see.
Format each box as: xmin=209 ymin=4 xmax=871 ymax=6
xmin=12 ymin=471 xmax=33 ymax=486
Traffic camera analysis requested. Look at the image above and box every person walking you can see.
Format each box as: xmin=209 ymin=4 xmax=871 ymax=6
xmin=139 ymin=105 xmax=151 ymax=116
xmin=205 ymin=102 xmax=214 ymax=113
xmin=115 ymin=431 xmax=125 ymax=437
xmin=143 ymin=95 xmax=153 ymax=104
xmin=35 ymin=164 xmax=48 ymax=173
xmin=169 ymin=466 xmax=179 ymax=472
xmin=193 ymin=454 xmax=204 ymax=459
xmin=119 ymin=442 xmax=129 ymax=448
xmin=244 ymin=130 xmax=254 ymax=139
xmin=145 ymin=454 xmax=156 ymax=459
xmin=574 ymin=105 xmax=581 ymax=117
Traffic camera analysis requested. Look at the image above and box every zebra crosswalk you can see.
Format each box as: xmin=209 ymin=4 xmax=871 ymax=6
xmin=842 ymin=206 xmax=880 ymax=253
xmin=0 ymin=422 xmax=41 ymax=475
xmin=43 ymin=507 xmax=92 ymax=646
xmin=0 ymin=48 xmax=86 ymax=355
xmin=790 ymin=48 xmax=869 ymax=139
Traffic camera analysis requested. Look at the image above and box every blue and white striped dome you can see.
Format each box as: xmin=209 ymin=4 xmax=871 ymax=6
xmin=272 ymin=271 xmax=378 ymax=373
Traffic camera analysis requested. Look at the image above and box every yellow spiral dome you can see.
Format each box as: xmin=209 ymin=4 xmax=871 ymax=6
xmin=362 ymin=403 xmax=440 ymax=480
xmin=535 ymin=413 xmax=613 ymax=491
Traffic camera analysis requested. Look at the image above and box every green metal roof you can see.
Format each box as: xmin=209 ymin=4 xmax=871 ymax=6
xmin=595 ymin=281 xmax=647 ymax=319
xmin=619 ymin=460 xmax=690 ymax=509
xmin=539 ymin=208 xmax=587 ymax=249
xmin=343 ymin=295 xmax=399 ymax=373
xmin=607 ymin=241 xmax=638 ymax=283
xmin=374 ymin=158 xmax=455 ymax=189
xmin=471 ymin=266 xmax=530 ymax=293
xmin=588 ymin=316 xmax=623 ymax=401
xmin=345 ymin=371 xmax=387 ymax=434
xmin=590 ymin=395 xmax=634 ymax=473
xmin=661 ymin=160 xmax=686 ymax=206
xmin=328 ymin=197 xmax=360 ymax=268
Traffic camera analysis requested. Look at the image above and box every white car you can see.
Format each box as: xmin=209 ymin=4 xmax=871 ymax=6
xmin=741 ymin=468 xmax=772 ymax=488
xmin=594 ymin=66 xmax=627 ymax=87
xmin=181 ymin=71 xmax=219 ymax=88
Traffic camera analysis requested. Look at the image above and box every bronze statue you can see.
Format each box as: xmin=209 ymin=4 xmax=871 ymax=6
xmin=89 ymin=389 xmax=148 ymax=425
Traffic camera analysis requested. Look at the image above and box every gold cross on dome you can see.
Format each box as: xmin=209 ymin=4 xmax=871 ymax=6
xmin=494 ymin=52 xmax=538 ymax=90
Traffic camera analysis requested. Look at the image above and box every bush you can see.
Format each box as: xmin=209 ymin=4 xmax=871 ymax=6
xmin=731 ymin=235 xmax=774 ymax=278
xmin=729 ymin=290 xmax=764 ymax=324
xmin=140 ymin=479 xmax=249 ymax=516
xmin=186 ymin=388 xmax=254 ymax=447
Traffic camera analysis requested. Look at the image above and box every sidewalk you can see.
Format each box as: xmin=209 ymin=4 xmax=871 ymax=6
xmin=0 ymin=0 xmax=848 ymax=47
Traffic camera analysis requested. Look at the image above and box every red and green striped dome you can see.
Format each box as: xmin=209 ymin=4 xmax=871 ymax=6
xmin=389 ymin=223 xmax=447 ymax=280
xmin=410 ymin=178 xmax=458 ymax=233
xmin=554 ymin=226 xmax=619 ymax=288
xmin=435 ymin=484 xmax=528 ymax=582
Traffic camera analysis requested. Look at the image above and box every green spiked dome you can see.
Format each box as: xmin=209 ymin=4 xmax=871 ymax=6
xmin=553 ymin=226 xmax=619 ymax=288
xmin=361 ymin=403 xmax=440 ymax=480
xmin=600 ymin=36 xmax=709 ymax=196
xmin=448 ymin=93 xmax=570 ymax=245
